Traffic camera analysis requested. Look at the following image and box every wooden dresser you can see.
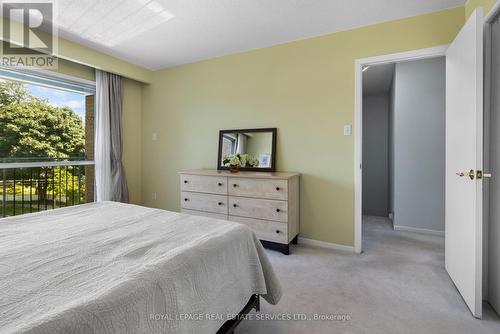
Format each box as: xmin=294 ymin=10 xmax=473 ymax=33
xmin=179 ymin=169 xmax=299 ymax=254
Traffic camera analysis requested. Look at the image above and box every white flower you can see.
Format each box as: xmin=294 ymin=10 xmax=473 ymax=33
xmin=229 ymin=155 xmax=241 ymax=166
xmin=250 ymin=158 xmax=259 ymax=167
xmin=240 ymin=154 xmax=249 ymax=166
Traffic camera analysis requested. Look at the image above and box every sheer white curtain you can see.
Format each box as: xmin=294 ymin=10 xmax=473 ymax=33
xmin=236 ymin=133 xmax=247 ymax=154
xmin=95 ymin=70 xmax=128 ymax=202
xmin=95 ymin=70 xmax=111 ymax=201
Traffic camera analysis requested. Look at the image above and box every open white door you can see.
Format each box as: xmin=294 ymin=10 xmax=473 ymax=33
xmin=445 ymin=9 xmax=484 ymax=318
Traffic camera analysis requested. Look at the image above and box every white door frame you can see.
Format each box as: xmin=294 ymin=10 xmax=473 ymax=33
xmin=485 ymin=1 xmax=500 ymax=24
xmin=353 ymin=45 xmax=448 ymax=254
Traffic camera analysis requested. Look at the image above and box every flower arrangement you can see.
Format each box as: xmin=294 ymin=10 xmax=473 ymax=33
xmin=223 ymin=153 xmax=259 ymax=172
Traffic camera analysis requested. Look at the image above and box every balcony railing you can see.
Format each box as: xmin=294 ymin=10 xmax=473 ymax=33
xmin=0 ymin=160 xmax=95 ymax=218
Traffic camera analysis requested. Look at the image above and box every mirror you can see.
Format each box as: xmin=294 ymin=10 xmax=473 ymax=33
xmin=218 ymin=128 xmax=277 ymax=172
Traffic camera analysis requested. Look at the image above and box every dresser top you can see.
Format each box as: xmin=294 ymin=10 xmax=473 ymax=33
xmin=179 ymin=169 xmax=299 ymax=179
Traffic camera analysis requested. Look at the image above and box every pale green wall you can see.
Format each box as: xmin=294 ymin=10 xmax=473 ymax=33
xmin=466 ymin=0 xmax=498 ymax=18
xmin=141 ymin=7 xmax=465 ymax=247
xmin=122 ymin=79 xmax=143 ymax=205
xmin=54 ymin=58 xmax=95 ymax=81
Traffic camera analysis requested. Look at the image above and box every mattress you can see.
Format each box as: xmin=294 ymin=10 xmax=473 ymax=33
xmin=0 ymin=201 xmax=282 ymax=334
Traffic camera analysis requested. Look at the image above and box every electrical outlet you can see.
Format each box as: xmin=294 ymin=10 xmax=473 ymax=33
xmin=152 ymin=132 xmax=158 ymax=141
xmin=343 ymin=124 xmax=352 ymax=136
xmin=152 ymin=192 xmax=157 ymax=201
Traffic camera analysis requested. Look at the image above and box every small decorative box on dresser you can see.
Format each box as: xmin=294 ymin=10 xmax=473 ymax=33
xmin=179 ymin=169 xmax=300 ymax=255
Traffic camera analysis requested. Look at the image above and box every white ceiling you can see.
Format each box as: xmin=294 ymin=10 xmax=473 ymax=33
xmin=50 ymin=0 xmax=466 ymax=70
xmin=363 ymin=63 xmax=395 ymax=96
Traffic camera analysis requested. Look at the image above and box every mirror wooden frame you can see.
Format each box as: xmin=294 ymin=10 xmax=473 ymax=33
xmin=217 ymin=128 xmax=277 ymax=172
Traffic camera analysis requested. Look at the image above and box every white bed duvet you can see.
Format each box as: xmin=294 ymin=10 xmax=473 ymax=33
xmin=0 ymin=202 xmax=282 ymax=334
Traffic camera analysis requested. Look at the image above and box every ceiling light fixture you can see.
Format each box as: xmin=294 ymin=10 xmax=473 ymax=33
xmin=146 ymin=1 xmax=163 ymax=13
xmin=159 ymin=10 xmax=174 ymax=20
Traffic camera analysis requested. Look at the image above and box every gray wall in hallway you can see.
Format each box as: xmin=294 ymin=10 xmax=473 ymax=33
xmin=362 ymin=95 xmax=389 ymax=217
xmin=390 ymin=57 xmax=446 ymax=231
xmin=389 ymin=70 xmax=395 ymax=220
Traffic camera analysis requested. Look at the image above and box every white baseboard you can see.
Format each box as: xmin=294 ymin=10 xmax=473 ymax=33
xmin=298 ymin=237 xmax=355 ymax=253
xmin=393 ymin=225 xmax=445 ymax=236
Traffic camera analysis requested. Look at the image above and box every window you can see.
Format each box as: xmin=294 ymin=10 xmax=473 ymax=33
xmin=0 ymin=68 xmax=95 ymax=217
xmin=221 ymin=134 xmax=237 ymax=159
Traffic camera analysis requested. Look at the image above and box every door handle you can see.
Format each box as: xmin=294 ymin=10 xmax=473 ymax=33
xmin=456 ymin=169 xmax=475 ymax=180
xmin=455 ymin=170 xmax=493 ymax=180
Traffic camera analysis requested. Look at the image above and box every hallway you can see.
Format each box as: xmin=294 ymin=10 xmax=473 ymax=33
xmin=238 ymin=216 xmax=500 ymax=333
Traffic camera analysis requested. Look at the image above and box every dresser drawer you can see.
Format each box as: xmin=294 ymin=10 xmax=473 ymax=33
xmin=228 ymin=177 xmax=288 ymax=200
xmin=229 ymin=197 xmax=287 ymax=222
xmin=229 ymin=216 xmax=288 ymax=243
xmin=181 ymin=209 xmax=228 ymax=221
xmin=181 ymin=192 xmax=228 ymax=214
xmin=180 ymin=174 xmax=227 ymax=195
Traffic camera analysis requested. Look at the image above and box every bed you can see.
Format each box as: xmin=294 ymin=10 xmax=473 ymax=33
xmin=0 ymin=201 xmax=282 ymax=334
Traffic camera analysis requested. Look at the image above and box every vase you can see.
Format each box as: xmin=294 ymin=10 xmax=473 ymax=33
xmin=229 ymin=164 xmax=240 ymax=173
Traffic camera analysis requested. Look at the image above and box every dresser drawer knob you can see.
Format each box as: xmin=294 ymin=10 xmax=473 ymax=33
xmin=276 ymin=208 xmax=280 ymax=212
xmin=184 ymin=180 xmax=188 ymax=184
xmin=218 ymin=182 xmax=223 ymax=186
xmin=184 ymin=198 xmax=189 ymax=201
xmin=218 ymin=202 xmax=223 ymax=206
xmin=233 ymin=204 xmax=237 ymax=208
xmin=233 ymin=184 xmax=238 ymax=187
xmin=276 ymin=187 xmax=280 ymax=191
xmin=276 ymin=230 xmax=280 ymax=234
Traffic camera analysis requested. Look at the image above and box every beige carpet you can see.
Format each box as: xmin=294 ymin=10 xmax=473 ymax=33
xmin=238 ymin=216 xmax=500 ymax=334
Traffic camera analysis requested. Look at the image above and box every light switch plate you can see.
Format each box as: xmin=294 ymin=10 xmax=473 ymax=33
xmin=152 ymin=132 xmax=158 ymax=141
xmin=344 ymin=124 xmax=352 ymax=136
